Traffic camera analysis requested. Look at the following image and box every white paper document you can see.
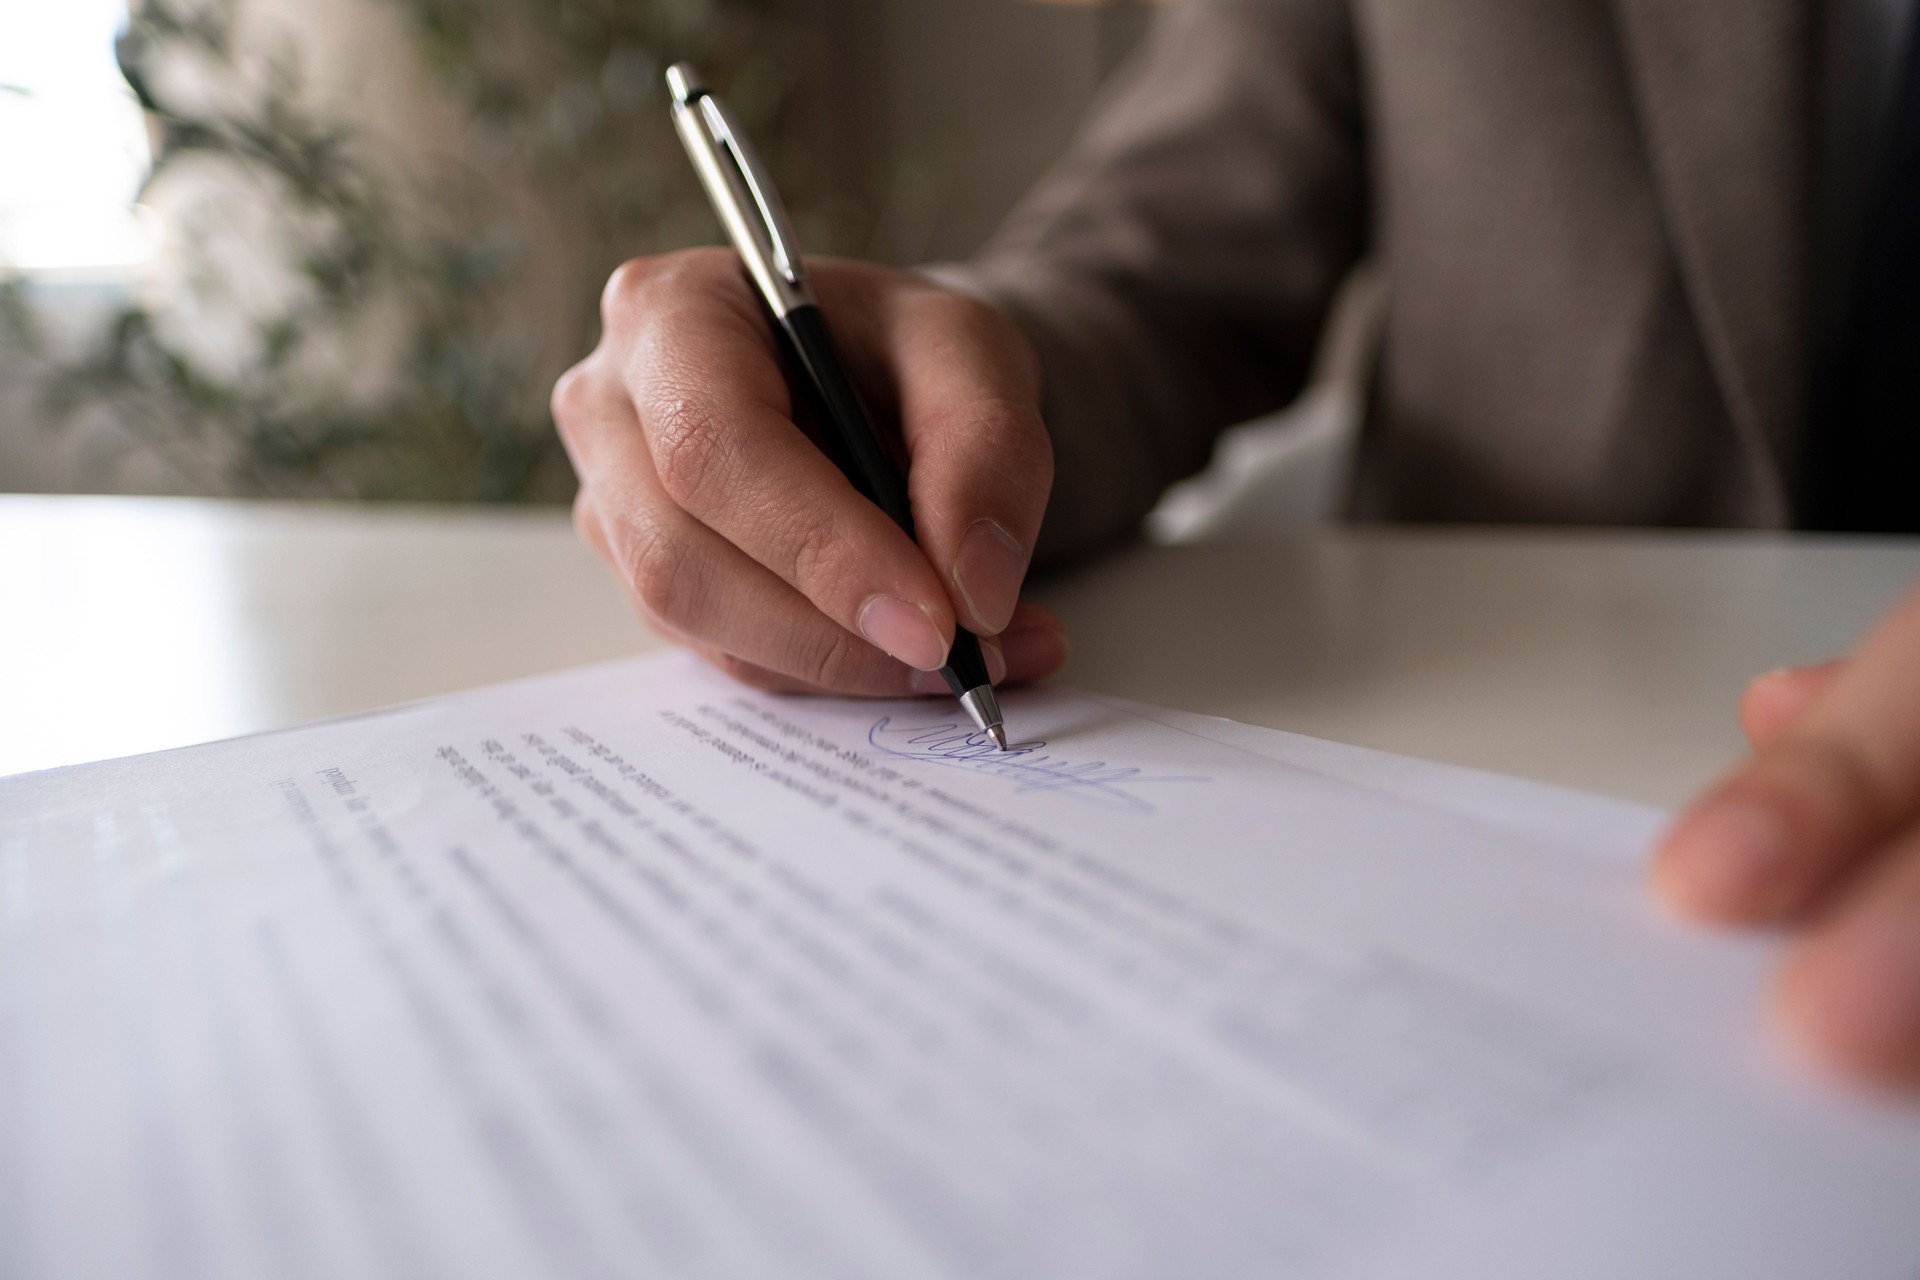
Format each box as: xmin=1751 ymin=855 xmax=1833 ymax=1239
xmin=3 ymin=653 xmax=1917 ymax=1280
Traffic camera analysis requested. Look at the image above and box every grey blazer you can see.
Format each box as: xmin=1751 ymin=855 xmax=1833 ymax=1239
xmin=953 ymin=0 xmax=1818 ymax=564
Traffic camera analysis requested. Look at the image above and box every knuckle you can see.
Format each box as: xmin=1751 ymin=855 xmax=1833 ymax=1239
xmin=977 ymin=399 xmax=1053 ymax=474
xmin=549 ymin=361 xmax=592 ymax=433
xmin=600 ymin=257 xmax=658 ymax=325
xmin=604 ymin=248 xmax=738 ymax=327
xmin=928 ymin=399 xmax=1053 ymax=503
xmin=621 ymin=520 xmax=699 ymax=628
xmin=648 ymin=398 xmax=732 ymax=511
xmin=785 ymin=516 xmax=842 ymax=594
xmin=652 ymin=245 xmax=734 ymax=291
xmin=798 ymin=627 xmax=875 ymax=693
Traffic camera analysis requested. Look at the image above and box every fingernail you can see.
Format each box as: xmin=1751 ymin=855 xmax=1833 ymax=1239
xmin=1662 ymin=801 xmax=1798 ymax=918
xmin=857 ymin=595 xmax=949 ymax=671
xmin=953 ymin=519 xmax=1028 ymax=635
xmin=1783 ymin=916 xmax=1920 ymax=1081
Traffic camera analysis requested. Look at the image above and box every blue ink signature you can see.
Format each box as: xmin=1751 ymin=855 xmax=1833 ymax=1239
xmin=866 ymin=717 xmax=1207 ymax=815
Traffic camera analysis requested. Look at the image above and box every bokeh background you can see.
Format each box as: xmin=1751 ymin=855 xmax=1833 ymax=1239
xmin=0 ymin=0 xmax=1154 ymax=502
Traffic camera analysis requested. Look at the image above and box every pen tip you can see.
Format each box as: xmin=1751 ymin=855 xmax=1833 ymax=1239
xmin=959 ymin=684 xmax=1006 ymax=749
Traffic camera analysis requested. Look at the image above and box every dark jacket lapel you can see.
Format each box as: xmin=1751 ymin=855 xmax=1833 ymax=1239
xmin=1611 ymin=0 xmax=1816 ymax=520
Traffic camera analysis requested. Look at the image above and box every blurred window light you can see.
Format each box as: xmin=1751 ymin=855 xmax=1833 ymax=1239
xmin=0 ymin=0 xmax=155 ymax=275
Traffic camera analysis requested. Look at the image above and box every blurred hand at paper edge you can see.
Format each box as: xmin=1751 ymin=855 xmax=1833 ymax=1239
xmin=553 ymin=249 xmax=1069 ymax=698
xmin=1656 ymin=584 xmax=1920 ymax=1090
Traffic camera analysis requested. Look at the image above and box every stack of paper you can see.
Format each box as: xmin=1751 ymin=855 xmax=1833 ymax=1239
xmin=3 ymin=654 xmax=1916 ymax=1279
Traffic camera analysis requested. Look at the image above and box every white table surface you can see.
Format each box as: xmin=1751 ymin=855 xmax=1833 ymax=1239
xmin=5 ymin=494 xmax=1918 ymax=807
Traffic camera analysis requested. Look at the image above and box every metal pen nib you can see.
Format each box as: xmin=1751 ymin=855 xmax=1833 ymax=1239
xmin=958 ymin=685 xmax=1008 ymax=751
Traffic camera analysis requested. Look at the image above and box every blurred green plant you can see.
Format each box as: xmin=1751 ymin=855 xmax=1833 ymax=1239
xmin=24 ymin=0 xmax=831 ymax=501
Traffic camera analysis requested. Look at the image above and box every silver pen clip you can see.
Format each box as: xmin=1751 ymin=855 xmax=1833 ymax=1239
xmin=667 ymin=63 xmax=812 ymax=315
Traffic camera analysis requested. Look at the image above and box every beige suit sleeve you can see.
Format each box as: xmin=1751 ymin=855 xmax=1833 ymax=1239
xmin=939 ymin=0 xmax=1367 ymax=566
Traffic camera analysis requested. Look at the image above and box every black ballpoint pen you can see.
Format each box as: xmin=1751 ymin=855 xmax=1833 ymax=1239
xmin=666 ymin=63 xmax=1009 ymax=750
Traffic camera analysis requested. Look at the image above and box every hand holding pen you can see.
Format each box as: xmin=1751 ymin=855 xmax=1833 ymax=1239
xmin=667 ymin=64 xmax=1010 ymax=745
xmin=550 ymin=68 xmax=1069 ymax=738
